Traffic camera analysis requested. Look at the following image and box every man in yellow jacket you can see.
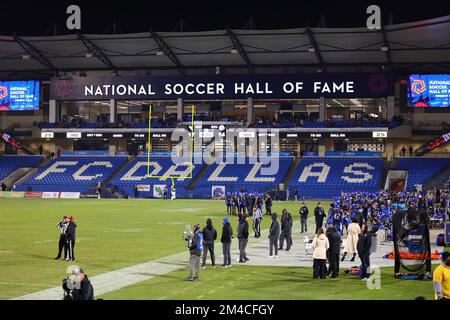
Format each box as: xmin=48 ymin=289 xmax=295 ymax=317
xmin=433 ymin=252 xmax=450 ymax=300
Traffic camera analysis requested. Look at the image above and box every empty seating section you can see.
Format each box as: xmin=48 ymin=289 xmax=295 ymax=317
xmin=289 ymin=157 xmax=384 ymax=199
xmin=196 ymin=157 xmax=293 ymax=194
xmin=395 ymin=158 xmax=450 ymax=191
xmin=0 ymin=156 xmax=43 ymax=181
xmin=16 ymin=157 xmax=128 ymax=192
xmin=111 ymin=156 xmax=201 ymax=197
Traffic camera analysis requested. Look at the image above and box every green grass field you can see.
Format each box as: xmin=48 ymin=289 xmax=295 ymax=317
xmin=0 ymin=198 xmax=436 ymax=300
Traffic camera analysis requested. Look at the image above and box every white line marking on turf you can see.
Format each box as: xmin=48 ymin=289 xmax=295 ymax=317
xmin=12 ymin=221 xmax=404 ymax=300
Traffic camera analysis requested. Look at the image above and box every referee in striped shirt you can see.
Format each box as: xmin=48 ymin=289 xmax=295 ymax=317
xmin=252 ymin=207 xmax=263 ymax=238
xmin=54 ymin=216 xmax=69 ymax=260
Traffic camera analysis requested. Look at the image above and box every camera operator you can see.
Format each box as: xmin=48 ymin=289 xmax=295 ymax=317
xmin=62 ymin=267 xmax=94 ymax=300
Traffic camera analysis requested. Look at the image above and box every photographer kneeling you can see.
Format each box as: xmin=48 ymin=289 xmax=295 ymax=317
xmin=62 ymin=267 xmax=94 ymax=300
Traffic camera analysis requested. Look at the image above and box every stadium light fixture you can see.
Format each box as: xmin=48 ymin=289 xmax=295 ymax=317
xmin=85 ymin=53 xmax=94 ymax=58
xmin=308 ymin=47 xmax=315 ymax=52
xmin=156 ymin=50 xmax=164 ymax=56
xmin=381 ymin=46 xmax=389 ymax=52
xmin=230 ymin=48 xmax=238 ymax=54
xmin=21 ymin=54 xmax=31 ymax=59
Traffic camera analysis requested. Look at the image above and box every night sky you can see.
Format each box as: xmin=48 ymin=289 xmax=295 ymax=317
xmin=0 ymin=0 xmax=447 ymax=35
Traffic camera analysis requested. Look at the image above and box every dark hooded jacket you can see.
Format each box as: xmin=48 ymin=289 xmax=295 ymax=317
xmin=202 ymin=218 xmax=217 ymax=245
xmin=221 ymin=222 xmax=233 ymax=244
xmin=327 ymin=228 xmax=341 ymax=255
xmin=269 ymin=213 xmax=280 ymax=238
xmin=280 ymin=213 xmax=290 ymax=234
xmin=237 ymin=216 xmax=249 ymax=239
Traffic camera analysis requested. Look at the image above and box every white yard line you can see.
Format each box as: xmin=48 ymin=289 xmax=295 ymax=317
xmin=12 ymin=220 xmax=438 ymax=300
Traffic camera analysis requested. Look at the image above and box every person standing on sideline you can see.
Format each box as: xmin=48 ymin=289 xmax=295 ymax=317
xmin=287 ymin=212 xmax=293 ymax=251
xmin=54 ymin=216 xmax=69 ymax=260
xmin=163 ymin=186 xmax=168 ymax=200
xmin=326 ymin=225 xmax=341 ymax=278
xmin=201 ymin=218 xmax=217 ymax=268
xmin=299 ymin=202 xmax=309 ymax=233
xmin=294 ymin=188 xmax=298 ymax=201
xmin=265 ymin=195 xmax=272 ymax=216
xmin=314 ymin=202 xmax=326 ymax=234
xmin=237 ymin=214 xmax=249 ymax=263
xmin=279 ymin=209 xmax=290 ymax=251
xmin=252 ymin=207 xmax=262 ymax=238
xmin=312 ymin=228 xmax=329 ymax=279
xmin=268 ymin=212 xmax=280 ymax=258
xmin=66 ymin=216 xmax=77 ymax=262
xmin=341 ymin=218 xmax=360 ymax=262
xmin=357 ymin=224 xmax=372 ymax=280
xmin=187 ymin=224 xmax=203 ymax=281
xmin=221 ymin=217 xmax=233 ymax=268
xmin=433 ymin=252 xmax=450 ymax=300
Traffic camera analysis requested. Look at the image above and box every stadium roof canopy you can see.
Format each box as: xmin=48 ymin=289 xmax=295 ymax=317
xmin=0 ymin=15 xmax=449 ymax=79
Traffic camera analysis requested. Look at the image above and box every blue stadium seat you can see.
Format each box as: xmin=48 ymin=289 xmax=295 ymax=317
xmin=196 ymin=156 xmax=293 ymax=194
xmin=0 ymin=156 xmax=44 ymax=181
xmin=288 ymin=157 xmax=384 ymax=199
xmin=395 ymin=158 xmax=450 ymax=191
xmin=110 ymin=155 xmax=202 ymax=197
xmin=16 ymin=156 xmax=128 ymax=192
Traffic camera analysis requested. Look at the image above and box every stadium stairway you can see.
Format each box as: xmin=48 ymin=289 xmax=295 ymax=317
xmin=10 ymin=156 xmax=52 ymax=188
xmin=185 ymin=163 xmax=210 ymax=190
xmin=423 ymin=161 xmax=450 ymax=190
xmin=102 ymin=156 xmax=135 ymax=198
xmin=281 ymin=156 xmax=301 ymax=189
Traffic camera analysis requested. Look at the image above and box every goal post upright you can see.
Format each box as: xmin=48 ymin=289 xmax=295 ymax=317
xmin=146 ymin=103 xmax=195 ymax=182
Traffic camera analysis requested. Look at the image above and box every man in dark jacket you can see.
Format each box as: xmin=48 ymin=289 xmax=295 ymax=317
xmin=269 ymin=212 xmax=280 ymax=258
xmin=314 ymin=203 xmax=326 ymax=234
xmin=63 ymin=268 xmax=94 ymax=300
xmin=299 ymin=202 xmax=309 ymax=233
xmin=187 ymin=224 xmax=203 ymax=281
xmin=279 ymin=210 xmax=290 ymax=251
xmin=357 ymin=224 xmax=372 ymax=280
xmin=326 ymin=226 xmax=341 ymax=278
xmin=74 ymin=268 xmax=94 ymax=300
xmin=66 ymin=216 xmax=77 ymax=262
xmin=221 ymin=217 xmax=233 ymax=267
xmin=201 ymin=218 xmax=217 ymax=268
xmin=265 ymin=195 xmax=272 ymax=216
xmin=237 ymin=214 xmax=249 ymax=263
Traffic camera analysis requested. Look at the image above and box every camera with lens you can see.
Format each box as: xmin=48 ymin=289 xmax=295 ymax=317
xmin=182 ymin=224 xmax=193 ymax=247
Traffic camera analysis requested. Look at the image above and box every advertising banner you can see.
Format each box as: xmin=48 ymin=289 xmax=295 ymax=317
xmin=136 ymin=185 xmax=151 ymax=192
xmin=24 ymin=191 xmax=43 ymax=198
xmin=153 ymin=184 xmax=167 ymax=198
xmin=42 ymin=192 xmax=60 ymax=199
xmin=51 ymin=73 xmax=394 ymax=100
xmin=59 ymin=192 xmax=81 ymax=199
xmin=211 ymin=186 xmax=226 ymax=200
xmin=0 ymin=191 xmax=25 ymax=198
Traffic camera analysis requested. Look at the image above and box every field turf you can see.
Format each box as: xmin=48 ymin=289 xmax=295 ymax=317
xmin=0 ymin=198 xmax=436 ymax=300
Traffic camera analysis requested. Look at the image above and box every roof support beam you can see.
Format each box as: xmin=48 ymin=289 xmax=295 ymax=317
xmin=226 ymin=29 xmax=253 ymax=71
xmin=380 ymin=26 xmax=392 ymax=70
xmin=150 ymin=30 xmax=182 ymax=68
xmin=306 ymin=28 xmax=326 ymax=71
xmin=77 ymin=33 xmax=116 ymax=70
xmin=13 ymin=35 xmax=57 ymax=72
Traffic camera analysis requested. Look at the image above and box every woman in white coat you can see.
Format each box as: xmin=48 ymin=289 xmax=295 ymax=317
xmin=341 ymin=218 xmax=360 ymax=262
xmin=312 ymin=228 xmax=330 ymax=279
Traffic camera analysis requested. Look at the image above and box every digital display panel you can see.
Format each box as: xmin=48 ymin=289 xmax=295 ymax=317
xmin=0 ymin=80 xmax=40 ymax=111
xmin=407 ymin=74 xmax=449 ymax=107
